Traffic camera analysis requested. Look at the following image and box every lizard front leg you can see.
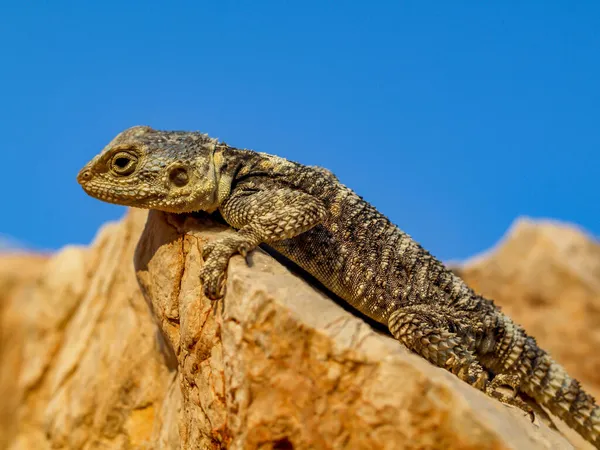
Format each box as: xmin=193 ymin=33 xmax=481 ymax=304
xmin=199 ymin=187 xmax=327 ymax=300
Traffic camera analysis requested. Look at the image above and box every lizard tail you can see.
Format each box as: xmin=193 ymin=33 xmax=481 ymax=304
xmin=519 ymin=337 xmax=600 ymax=448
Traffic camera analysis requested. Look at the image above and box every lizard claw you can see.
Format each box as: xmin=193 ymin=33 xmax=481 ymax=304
xmin=238 ymin=242 xmax=254 ymax=265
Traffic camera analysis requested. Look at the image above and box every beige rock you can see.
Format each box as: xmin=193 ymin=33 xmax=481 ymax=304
xmin=0 ymin=212 xmax=178 ymax=450
xmin=457 ymin=218 xmax=600 ymax=449
xmin=457 ymin=217 xmax=600 ymax=397
xmin=2 ymin=210 xmax=594 ymax=449
xmin=0 ymin=253 xmax=49 ymax=449
xmin=125 ymin=210 xmax=574 ymax=449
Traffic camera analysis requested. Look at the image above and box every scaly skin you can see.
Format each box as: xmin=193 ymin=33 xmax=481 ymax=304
xmin=78 ymin=126 xmax=600 ymax=448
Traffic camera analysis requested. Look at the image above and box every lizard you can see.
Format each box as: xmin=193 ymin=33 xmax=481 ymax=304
xmin=77 ymin=125 xmax=600 ymax=448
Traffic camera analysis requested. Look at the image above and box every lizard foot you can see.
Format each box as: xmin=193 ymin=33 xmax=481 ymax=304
xmin=200 ymin=235 xmax=258 ymax=300
xmin=446 ymin=353 xmax=488 ymax=390
xmin=486 ymin=373 xmax=535 ymax=421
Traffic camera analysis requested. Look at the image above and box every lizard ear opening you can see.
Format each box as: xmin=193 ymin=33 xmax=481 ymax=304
xmin=169 ymin=167 xmax=189 ymax=187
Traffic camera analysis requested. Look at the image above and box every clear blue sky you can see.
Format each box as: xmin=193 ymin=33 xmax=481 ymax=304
xmin=1 ymin=1 xmax=598 ymax=261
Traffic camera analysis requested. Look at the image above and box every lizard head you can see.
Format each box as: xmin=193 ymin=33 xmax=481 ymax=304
xmin=77 ymin=125 xmax=228 ymax=213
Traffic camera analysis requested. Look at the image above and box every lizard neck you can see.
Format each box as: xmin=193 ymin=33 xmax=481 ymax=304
xmin=208 ymin=145 xmax=271 ymax=211
xmin=208 ymin=146 xmax=235 ymax=211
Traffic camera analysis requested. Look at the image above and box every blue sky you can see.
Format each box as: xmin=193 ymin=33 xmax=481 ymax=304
xmin=1 ymin=1 xmax=598 ymax=260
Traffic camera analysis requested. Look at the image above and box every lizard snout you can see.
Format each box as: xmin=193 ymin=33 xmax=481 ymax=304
xmin=77 ymin=168 xmax=92 ymax=185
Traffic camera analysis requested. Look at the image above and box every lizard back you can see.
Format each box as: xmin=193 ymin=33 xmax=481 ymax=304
xmin=230 ymin=151 xmax=479 ymax=325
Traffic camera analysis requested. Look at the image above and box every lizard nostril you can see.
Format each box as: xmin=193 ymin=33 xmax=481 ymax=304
xmin=78 ymin=170 xmax=92 ymax=183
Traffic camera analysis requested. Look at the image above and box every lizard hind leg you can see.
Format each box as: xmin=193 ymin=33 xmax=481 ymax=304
xmin=388 ymin=306 xmax=488 ymax=391
xmin=388 ymin=307 xmax=534 ymax=418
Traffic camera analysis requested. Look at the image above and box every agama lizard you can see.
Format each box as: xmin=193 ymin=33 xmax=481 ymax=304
xmin=78 ymin=125 xmax=600 ymax=448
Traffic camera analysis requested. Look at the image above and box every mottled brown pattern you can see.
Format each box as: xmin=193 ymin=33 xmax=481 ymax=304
xmin=78 ymin=125 xmax=600 ymax=448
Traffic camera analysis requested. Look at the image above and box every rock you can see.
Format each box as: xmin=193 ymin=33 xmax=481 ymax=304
xmin=0 ymin=211 xmax=178 ymax=450
xmin=133 ymin=210 xmax=576 ymax=450
xmin=0 ymin=253 xmax=49 ymax=449
xmin=457 ymin=218 xmax=600 ymax=396
xmin=456 ymin=217 xmax=600 ymax=449
xmin=1 ymin=210 xmax=591 ymax=449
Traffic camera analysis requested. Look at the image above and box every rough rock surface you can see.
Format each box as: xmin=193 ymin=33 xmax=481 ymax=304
xmin=456 ymin=218 xmax=600 ymax=449
xmin=1 ymin=210 xmax=596 ymax=449
xmin=458 ymin=218 xmax=600 ymax=398
xmin=0 ymin=212 xmax=178 ymax=450
xmin=0 ymin=253 xmax=49 ymax=449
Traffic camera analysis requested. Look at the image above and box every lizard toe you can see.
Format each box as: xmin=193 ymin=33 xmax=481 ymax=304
xmin=200 ymin=267 xmax=226 ymax=300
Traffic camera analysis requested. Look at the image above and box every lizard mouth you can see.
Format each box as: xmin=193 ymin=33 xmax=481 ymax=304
xmin=80 ymin=184 xmax=163 ymax=208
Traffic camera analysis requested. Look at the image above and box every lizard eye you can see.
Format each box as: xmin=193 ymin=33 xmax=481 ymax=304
xmin=110 ymin=151 xmax=138 ymax=176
